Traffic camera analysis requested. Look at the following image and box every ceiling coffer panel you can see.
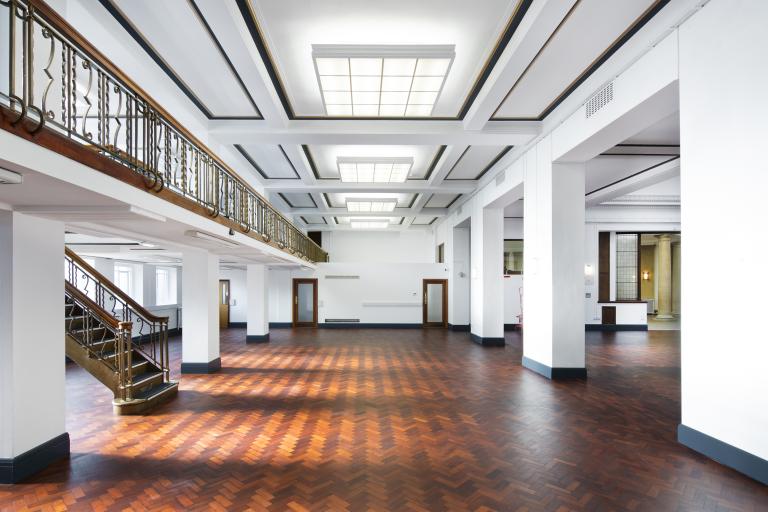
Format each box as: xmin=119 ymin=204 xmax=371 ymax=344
xmin=411 ymin=215 xmax=438 ymax=225
xmin=493 ymin=0 xmax=667 ymax=120
xmin=235 ymin=145 xmax=300 ymax=179
xmin=300 ymin=215 xmax=328 ymax=225
xmin=241 ymin=0 xmax=530 ymax=119
xmin=279 ymin=193 xmax=317 ymax=208
xmin=304 ymin=145 xmax=444 ymax=180
xmin=324 ymin=193 xmax=417 ymax=209
xmin=104 ymin=0 xmax=261 ymax=119
xmin=424 ymin=193 xmax=460 ymax=208
xmin=445 ymin=146 xmax=512 ymax=180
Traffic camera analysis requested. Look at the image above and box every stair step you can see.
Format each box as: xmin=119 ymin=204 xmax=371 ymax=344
xmin=132 ymin=381 xmax=178 ymax=402
xmin=130 ymin=371 xmax=164 ymax=390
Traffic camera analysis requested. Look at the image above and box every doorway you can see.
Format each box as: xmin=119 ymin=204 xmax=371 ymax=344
xmin=219 ymin=280 xmax=230 ymax=329
xmin=292 ymin=278 xmax=318 ymax=327
xmin=422 ymin=279 xmax=448 ymax=328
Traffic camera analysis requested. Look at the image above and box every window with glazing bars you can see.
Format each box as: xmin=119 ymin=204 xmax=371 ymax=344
xmin=616 ymin=233 xmax=639 ymax=301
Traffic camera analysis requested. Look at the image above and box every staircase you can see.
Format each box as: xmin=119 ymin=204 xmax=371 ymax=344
xmin=64 ymin=249 xmax=178 ymax=414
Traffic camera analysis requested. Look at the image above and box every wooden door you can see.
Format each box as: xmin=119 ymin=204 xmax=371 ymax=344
xmin=602 ymin=306 xmax=617 ymax=325
xmin=292 ymin=278 xmax=318 ymax=327
xmin=423 ymin=279 xmax=448 ymax=328
xmin=219 ymin=280 xmax=230 ymax=329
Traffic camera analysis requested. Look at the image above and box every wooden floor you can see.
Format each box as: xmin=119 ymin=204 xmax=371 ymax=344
xmin=2 ymin=328 xmax=766 ymax=511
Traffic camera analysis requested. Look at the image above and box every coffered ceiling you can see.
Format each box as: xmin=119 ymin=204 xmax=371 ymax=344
xmin=96 ymin=0 xmax=680 ymax=231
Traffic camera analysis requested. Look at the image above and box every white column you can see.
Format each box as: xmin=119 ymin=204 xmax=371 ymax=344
xmin=470 ymin=207 xmax=504 ymax=345
xmin=449 ymin=226 xmax=470 ymax=330
xmin=181 ymin=249 xmax=220 ymax=373
xmin=678 ymin=0 xmax=768 ymax=482
xmin=523 ymin=137 xmax=586 ymax=378
xmin=246 ymin=264 xmax=269 ymax=343
xmin=655 ymin=234 xmax=673 ymax=319
xmin=0 ymin=211 xmax=68 ymax=483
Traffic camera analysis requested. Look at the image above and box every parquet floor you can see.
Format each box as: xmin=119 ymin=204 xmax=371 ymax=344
xmin=1 ymin=328 xmax=766 ymax=511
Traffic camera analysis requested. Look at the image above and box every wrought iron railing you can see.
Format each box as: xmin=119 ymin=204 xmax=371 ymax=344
xmin=65 ymin=248 xmax=169 ymax=386
xmin=0 ymin=0 xmax=327 ymax=263
xmin=65 ymin=282 xmax=134 ymax=401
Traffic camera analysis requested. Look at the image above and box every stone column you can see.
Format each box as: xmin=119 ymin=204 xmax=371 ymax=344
xmin=246 ymin=264 xmax=269 ymax=343
xmin=180 ymin=249 xmax=220 ymax=373
xmin=656 ymin=234 xmax=673 ymax=319
xmin=469 ymin=207 xmax=504 ymax=346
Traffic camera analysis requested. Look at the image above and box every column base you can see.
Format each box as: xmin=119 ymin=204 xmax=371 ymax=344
xmin=246 ymin=333 xmax=270 ymax=343
xmin=522 ymin=356 xmax=587 ymax=379
xmin=0 ymin=433 xmax=70 ymax=483
xmin=678 ymin=424 xmax=768 ymax=485
xmin=180 ymin=357 xmax=221 ymax=374
xmin=470 ymin=333 xmax=505 ymax=347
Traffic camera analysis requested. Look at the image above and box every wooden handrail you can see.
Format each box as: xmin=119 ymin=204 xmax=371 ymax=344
xmin=65 ymin=248 xmax=168 ymax=323
xmin=65 ymin=281 xmax=120 ymax=330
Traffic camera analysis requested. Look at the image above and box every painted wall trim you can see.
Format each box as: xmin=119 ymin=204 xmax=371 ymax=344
xmin=180 ymin=357 xmax=221 ymax=374
xmin=246 ymin=334 xmax=270 ymax=344
xmin=586 ymin=324 xmax=648 ymax=331
xmin=319 ymin=323 xmax=423 ymax=329
xmin=504 ymin=323 xmax=520 ymax=331
xmin=0 ymin=433 xmax=70 ymax=484
xmin=522 ymin=356 xmax=587 ymax=379
xmin=269 ymin=322 xmax=292 ymax=328
xmin=677 ymin=424 xmax=768 ymax=486
xmin=470 ymin=333 xmax=505 ymax=347
xmin=449 ymin=324 xmax=470 ymax=332
xmin=229 ymin=322 xmax=247 ymax=328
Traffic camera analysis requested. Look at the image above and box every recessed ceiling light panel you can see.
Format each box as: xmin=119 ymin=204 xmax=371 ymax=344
xmin=345 ymin=198 xmax=397 ymax=213
xmin=350 ymin=217 xmax=390 ymax=229
xmin=313 ymin=44 xmax=455 ymax=117
xmin=337 ymin=157 xmax=413 ymax=183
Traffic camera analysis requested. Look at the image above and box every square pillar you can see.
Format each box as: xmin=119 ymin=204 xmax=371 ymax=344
xmin=470 ymin=207 xmax=504 ymax=346
xmin=522 ymin=138 xmax=586 ymax=379
xmin=449 ymin=226 xmax=470 ymax=331
xmin=0 ymin=211 xmax=69 ymax=483
xmin=180 ymin=250 xmax=220 ymax=373
xmin=246 ymin=264 xmax=269 ymax=343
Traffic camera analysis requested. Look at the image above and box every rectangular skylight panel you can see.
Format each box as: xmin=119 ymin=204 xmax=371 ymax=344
xmin=350 ymin=218 xmax=390 ymax=229
xmin=326 ymin=104 xmax=352 ymax=116
xmin=337 ymin=157 xmax=413 ymax=183
xmin=345 ymin=199 xmax=397 ymax=213
xmin=313 ymin=45 xmax=454 ymax=117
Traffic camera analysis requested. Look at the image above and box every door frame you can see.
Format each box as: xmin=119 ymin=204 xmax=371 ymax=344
xmin=219 ymin=279 xmax=231 ymax=329
xmin=292 ymin=278 xmax=318 ymax=327
xmin=422 ymin=279 xmax=448 ymax=328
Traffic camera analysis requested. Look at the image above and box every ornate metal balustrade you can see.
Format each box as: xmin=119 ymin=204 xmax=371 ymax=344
xmin=65 ymin=248 xmax=168 ymax=387
xmin=0 ymin=0 xmax=327 ymax=263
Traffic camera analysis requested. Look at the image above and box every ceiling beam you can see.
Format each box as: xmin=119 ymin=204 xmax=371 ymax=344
xmin=263 ymin=181 xmax=475 ymax=194
xmin=208 ymin=119 xmax=540 ymax=146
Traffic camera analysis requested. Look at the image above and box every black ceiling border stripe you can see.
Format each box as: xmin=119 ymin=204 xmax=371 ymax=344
xmin=419 ymin=145 xmax=447 ymax=181
xmin=444 ymin=146 xmax=513 ymax=181
xmin=234 ymin=144 xmax=268 ymax=180
xmin=323 ymin=193 xmax=333 ymax=209
xmin=235 ymin=0 xmax=296 ymax=118
xmin=405 ymin=194 xmax=418 ymax=209
xmin=188 ymin=0 xmax=262 ymax=117
xmin=302 ymin=145 xmax=330 ymax=180
xmin=98 ymin=0 xmax=261 ymax=121
xmin=492 ymin=0 xmax=671 ymax=121
xmin=616 ymin=144 xmax=680 ymax=148
xmin=442 ymin=146 xmax=472 ymax=181
xmin=457 ymin=0 xmax=534 ymax=119
xmin=279 ymin=192 xmax=296 ymax=208
xmin=279 ymin=192 xmax=317 ymax=209
xmin=308 ymin=194 xmax=318 ymax=208
xmin=586 ymin=155 xmax=680 ymax=196
xmin=445 ymin=194 xmax=462 ymax=208
xmin=423 ymin=193 xmax=436 ymax=208
xmin=278 ymin=145 xmax=302 ymax=179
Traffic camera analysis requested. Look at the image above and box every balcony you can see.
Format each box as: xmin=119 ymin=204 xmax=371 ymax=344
xmin=0 ymin=0 xmax=327 ymax=263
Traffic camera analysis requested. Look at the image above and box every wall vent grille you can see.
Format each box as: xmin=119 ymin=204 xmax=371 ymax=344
xmin=325 ymin=275 xmax=360 ymax=279
xmin=585 ymin=81 xmax=614 ymax=118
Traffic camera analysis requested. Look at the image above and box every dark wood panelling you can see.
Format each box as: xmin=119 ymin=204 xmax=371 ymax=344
xmin=598 ymin=231 xmax=611 ymax=302
xmin=602 ymin=305 xmax=617 ymax=325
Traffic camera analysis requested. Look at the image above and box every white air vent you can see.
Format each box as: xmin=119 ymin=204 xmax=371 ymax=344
xmin=585 ymin=81 xmax=614 ymax=118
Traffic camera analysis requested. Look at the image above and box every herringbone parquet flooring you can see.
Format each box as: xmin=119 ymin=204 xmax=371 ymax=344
xmin=1 ymin=328 xmax=766 ymax=511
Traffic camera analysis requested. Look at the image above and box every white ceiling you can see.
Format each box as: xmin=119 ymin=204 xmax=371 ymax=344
xmin=76 ymin=0 xmax=685 ymax=232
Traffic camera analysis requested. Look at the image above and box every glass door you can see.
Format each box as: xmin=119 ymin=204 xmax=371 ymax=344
xmin=422 ymin=279 xmax=447 ymax=328
xmin=293 ymin=278 xmax=318 ymax=327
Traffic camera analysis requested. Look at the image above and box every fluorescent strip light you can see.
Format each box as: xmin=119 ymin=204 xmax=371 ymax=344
xmin=350 ymin=218 xmax=390 ymax=229
xmin=313 ymin=45 xmax=455 ymax=118
xmin=345 ymin=198 xmax=397 ymax=213
xmin=184 ymin=230 xmax=239 ymax=248
xmin=337 ymin=157 xmax=413 ymax=183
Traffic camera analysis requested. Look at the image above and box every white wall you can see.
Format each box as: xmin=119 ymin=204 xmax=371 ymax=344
xmin=679 ymin=0 xmax=768 ymax=461
xmin=324 ymin=230 xmax=434 ymax=263
xmin=220 ymin=268 xmax=247 ymax=324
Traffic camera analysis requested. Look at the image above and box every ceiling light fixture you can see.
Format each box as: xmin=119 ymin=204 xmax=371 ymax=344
xmin=337 ymin=157 xmax=413 ymax=183
xmin=184 ymin=230 xmax=239 ymax=248
xmin=313 ymin=44 xmax=455 ymax=117
xmin=350 ymin=218 xmax=390 ymax=229
xmin=0 ymin=168 xmax=23 ymax=184
xmin=345 ymin=198 xmax=397 ymax=213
